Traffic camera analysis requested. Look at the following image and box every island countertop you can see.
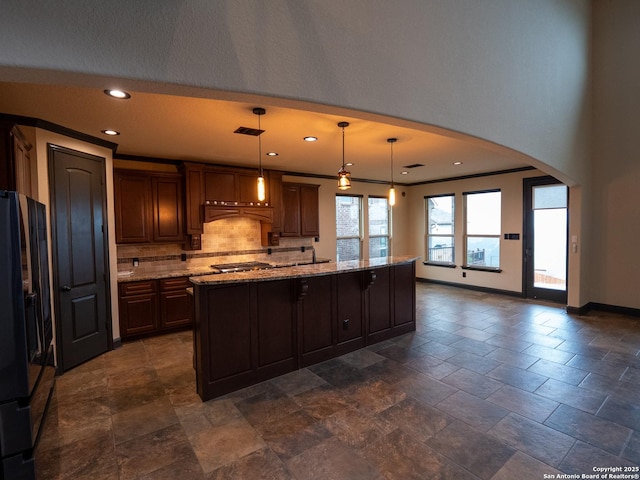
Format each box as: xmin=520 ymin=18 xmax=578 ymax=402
xmin=189 ymin=255 xmax=421 ymax=285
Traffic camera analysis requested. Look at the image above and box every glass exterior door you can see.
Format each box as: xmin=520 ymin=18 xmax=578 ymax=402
xmin=524 ymin=177 xmax=568 ymax=303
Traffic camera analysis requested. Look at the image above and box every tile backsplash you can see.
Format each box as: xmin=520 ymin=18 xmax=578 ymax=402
xmin=117 ymin=217 xmax=316 ymax=274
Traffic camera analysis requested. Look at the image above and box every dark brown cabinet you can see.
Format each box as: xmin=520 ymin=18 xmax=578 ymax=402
xmin=119 ymin=276 xmax=193 ymax=340
xmin=194 ymin=279 xmax=296 ymax=398
xmin=297 ymin=276 xmax=335 ymax=366
xmin=114 ymin=170 xmax=184 ymax=244
xmin=118 ymin=281 xmax=158 ymax=338
xmin=280 ymin=182 xmax=320 ymax=237
xmin=0 ymin=123 xmax=33 ymax=195
xmin=336 ymin=271 xmax=364 ymax=351
xmin=203 ymin=167 xmax=267 ymax=205
xmin=194 ymin=261 xmax=416 ymax=400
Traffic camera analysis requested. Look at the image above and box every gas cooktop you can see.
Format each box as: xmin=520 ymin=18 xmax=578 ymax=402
xmin=209 ymin=261 xmax=273 ymax=274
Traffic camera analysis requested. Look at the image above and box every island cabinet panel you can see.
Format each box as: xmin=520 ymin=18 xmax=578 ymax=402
xmin=365 ymin=267 xmax=394 ymax=343
xmin=256 ymin=280 xmax=297 ymax=373
xmin=193 ymin=260 xmax=417 ymax=401
xmin=206 ymin=283 xmax=253 ymax=381
xmin=336 ymin=271 xmax=365 ymax=354
xmin=393 ymin=262 xmax=416 ymax=330
xmin=297 ymin=276 xmax=335 ymax=367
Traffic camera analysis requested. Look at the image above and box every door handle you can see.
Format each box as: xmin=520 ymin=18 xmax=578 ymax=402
xmin=61 ymin=285 xmax=72 ymax=292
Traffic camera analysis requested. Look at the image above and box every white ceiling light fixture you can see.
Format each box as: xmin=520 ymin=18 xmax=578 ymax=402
xmin=266 ymin=151 xmax=278 ymax=156
xmin=253 ymin=107 xmax=267 ymax=202
xmin=303 ymin=136 xmax=318 ymax=142
xmin=387 ymin=138 xmax=397 ymax=206
xmin=104 ymin=89 xmax=131 ymax=99
xmin=337 ymin=121 xmax=351 ymax=190
xmin=101 ymin=129 xmax=120 ymax=136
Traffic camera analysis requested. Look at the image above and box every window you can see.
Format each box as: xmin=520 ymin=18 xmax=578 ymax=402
xmin=464 ymin=190 xmax=501 ymax=269
xmin=368 ymin=196 xmax=390 ymax=258
xmin=336 ymin=195 xmax=362 ymax=261
xmin=425 ymin=194 xmax=455 ymax=264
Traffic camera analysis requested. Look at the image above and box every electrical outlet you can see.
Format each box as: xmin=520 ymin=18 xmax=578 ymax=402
xmin=462 ymin=271 xmax=466 ymax=278
xmin=133 ymin=257 xmax=139 ymax=267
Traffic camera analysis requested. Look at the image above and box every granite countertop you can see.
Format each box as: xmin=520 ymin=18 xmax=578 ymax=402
xmin=189 ymin=255 xmax=421 ymax=286
xmin=116 ymin=258 xmax=334 ymax=283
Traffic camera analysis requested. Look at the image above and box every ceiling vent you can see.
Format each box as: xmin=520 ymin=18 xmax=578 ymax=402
xmin=403 ymin=163 xmax=424 ymax=169
xmin=234 ymin=126 xmax=264 ymax=136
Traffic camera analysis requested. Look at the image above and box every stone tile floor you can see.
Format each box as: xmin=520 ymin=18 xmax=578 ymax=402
xmin=37 ymin=283 xmax=640 ymax=479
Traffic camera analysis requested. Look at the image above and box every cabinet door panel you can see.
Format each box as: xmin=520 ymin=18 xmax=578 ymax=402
xmin=300 ymin=276 xmax=333 ymax=354
xmin=281 ymin=184 xmax=301 ymax=236
xmin=337 ymin=271 xmax=363 ymax=344
xmin=256 ymin=280 xmax=295 ymax=367
xmin=238 ymin=173 xmax=260 ymax=204
xmin=160 ymin=291 xmax=191 ymax=328
xmin=119 ymin=293 xmax=157 ymax=337
xmin=183 ymin=163 xmax=204 ymax=234
xmin=394 ymin=263 xmax=416 ymax=326
xmin=204 ymin=171 xmax=236 ymax=202
xmin=152 ymin=176 xmax=184 ymax=242
xmin=368 ymin=267 xmax=392 ymax=334
xmin=269 ymin=171 xmax=283 ymax=231
xmin=300 ymin=185 xmax=319 ymax=237
xmin=114 ymin=172 xmax=152 ymax=243
xmin=205 ymin=284 xmax=253 ymax=380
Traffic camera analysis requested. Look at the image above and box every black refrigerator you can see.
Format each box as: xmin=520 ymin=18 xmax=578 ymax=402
xmin=0 ymin=191 xmax=56 ymax=480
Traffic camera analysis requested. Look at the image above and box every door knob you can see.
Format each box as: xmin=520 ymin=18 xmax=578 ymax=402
xmin=61 ymin=285 xmax=72 ymax=292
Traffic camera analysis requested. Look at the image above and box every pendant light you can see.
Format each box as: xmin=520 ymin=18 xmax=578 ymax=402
xmin=253 ymin=107 xmax=266 ymax=202
xmin=337 ymin=121 xmax=351 ymax=190
xmin=387 ymin=138 xmax=397 ymax=206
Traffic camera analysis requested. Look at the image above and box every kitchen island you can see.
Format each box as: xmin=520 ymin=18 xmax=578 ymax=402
xmin=190 ymin=256 xmax=419 ymax=401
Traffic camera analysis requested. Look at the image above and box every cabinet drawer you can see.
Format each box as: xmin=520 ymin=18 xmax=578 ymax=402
xmin=119 ymin=280 xmax=157 ymax=296
xmin=160 ymin=277 xmax=190 ymax=291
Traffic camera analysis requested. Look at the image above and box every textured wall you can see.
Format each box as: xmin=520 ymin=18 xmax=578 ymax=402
xmin=0 ymin=0 xmax=591 ymax=184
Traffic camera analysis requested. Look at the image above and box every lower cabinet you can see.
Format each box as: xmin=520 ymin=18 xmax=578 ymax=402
xmin=119 ymin=277 xmax=192 ymax=340
xmin=194 ymin=263 xmax=416 ymax=400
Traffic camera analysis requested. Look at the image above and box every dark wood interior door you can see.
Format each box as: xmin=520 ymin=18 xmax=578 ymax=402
xmin=49 ymin=145 xmax=110 ymax=371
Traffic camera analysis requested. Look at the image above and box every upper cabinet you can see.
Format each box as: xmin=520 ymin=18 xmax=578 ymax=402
xmin=203 ymin=167 xmax=268 ymax=205
xmin=0 ymin=123 xmax=33 ymax=196
xmin=114 ymin=169 xmax=184 ymax=244
xmin=281 ymin=182 xmax=320 ymax=238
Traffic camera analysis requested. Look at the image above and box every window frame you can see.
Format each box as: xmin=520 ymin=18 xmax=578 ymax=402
xmin=424 ymin=193 xmax=456 ymax=267
xmin=367 ymin=195 xmax=391 ymax=259
xmin=462 ymin=189 xmax=502 ymax=272
xmin=335 ymin=193 xmax=363 ymax=262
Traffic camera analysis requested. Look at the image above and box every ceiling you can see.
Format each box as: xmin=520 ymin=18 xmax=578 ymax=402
xmin=0 ymin=81 xmax=532 ymax=185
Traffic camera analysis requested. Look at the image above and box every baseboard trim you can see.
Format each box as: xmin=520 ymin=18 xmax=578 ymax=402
xmin=418 ymin=279 xmax=639 ymax=318
xmin=112 ymin=337 xmax=122 ymax=349
xmin=582 ymin=302 xmax=640 ymax=318
xmin=416 ymin=277 xmax=522 ymax=298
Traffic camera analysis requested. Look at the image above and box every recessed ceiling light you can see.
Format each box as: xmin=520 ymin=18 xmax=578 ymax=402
xmin=401 ymin=171 xmax=408 ymax=175
xmin=266 ymin=152 xmax=278 ymax=156
xmin=453 ymin=161 xmax=463 ymax=165
xmin=101 ymin=129 xmax=120 ymax=136
xmin=345 ymin=162 xmax=354 ymax=167
xmin=104 ymin=89 xmax=131 ymax=99
xmin=303 ymin=136 xmax=318 ymax=142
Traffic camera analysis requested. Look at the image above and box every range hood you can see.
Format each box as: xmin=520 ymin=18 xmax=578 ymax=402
xmin=203 ymin=203 xmax=273 ymax=224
